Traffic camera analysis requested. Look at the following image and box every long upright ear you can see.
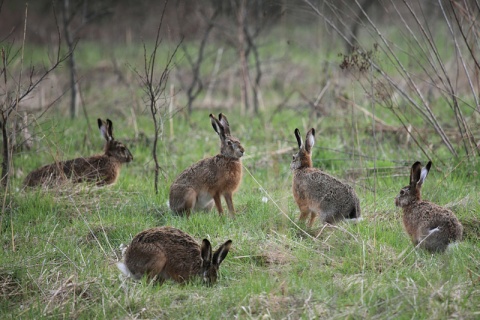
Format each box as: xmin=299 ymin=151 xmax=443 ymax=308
xmin=210 ymin=114 xmax=226 ymax=139
xmin=106 ymin=119 xmax=114 ymax=139
xmin=212 ymin=240 xmax=232 ymax=266
xmin=305 ymin=128 xmax=315 ymax=153
xmin=98 ymin=119 xmax=112 ymax=142
xmin=218 ymin=113 xmax=231 ymax=136
xmin=201 ymin=239 xmax=213 ymax=263
xmin=294 ymin=128 xmax=303 ymax=148
xmin=410 ymin=161 xmax=422 ymax=188
xmin=417 ymin=161 xmax=432 ymax=187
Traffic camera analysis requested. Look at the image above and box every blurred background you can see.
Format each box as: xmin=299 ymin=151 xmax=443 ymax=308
xmin=1 ymin=0 xmax=479 ymax=188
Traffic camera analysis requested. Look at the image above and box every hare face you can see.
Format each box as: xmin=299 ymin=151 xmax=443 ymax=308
xmin=223 ymin=137 xmax=244 ymax=159
xmin=99 ymin=118 xmax=133 ymax=163
xmin=211 ymin=113 xmax=244 ymax=159
xmin=290 ymin=149 xmax=311 ymax=170
xmin=201 ymin=261 xmax=219 ymax=285
xmin=107 ymin=140 xmax=133 ymax=163
xmin=395 ymin=186 xmax=416 ymax=208
xmin=290 ymin=151 xmax=302 ymax=170
xmin=291 ymin=128 xmax=314 ymax=170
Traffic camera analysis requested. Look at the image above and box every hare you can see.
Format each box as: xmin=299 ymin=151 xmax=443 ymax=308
xmin=169 ymin=113 xmax=244 ymax=217
xmin=291 ymin=128 xmax=360 ymax=227
xmin=117 ymin=226 xmax=232 ymax=285
xmin=23 ymin=119 xmax=133 ymax=187
xmin=395 ymin=161 xmax=463 ymax=252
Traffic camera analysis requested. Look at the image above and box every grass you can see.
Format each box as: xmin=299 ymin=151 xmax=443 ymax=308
xmin=2 ymin=107 xmax=479 ymax=319
xmin=2 ymin=21 xmax=480 ymax=318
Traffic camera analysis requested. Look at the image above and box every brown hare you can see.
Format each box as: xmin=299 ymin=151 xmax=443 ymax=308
xmin=291 ymin=128 xmax=360 ymax=227
xmin=23 ymin=119 xmax=133 ymax=187
xmin=395 ymin=161 xmax=463 ymax=253
xmin=169 ymin=113 xmax=244 ymax=217
xmin=117 ymin=226 xmax=232 ymax=285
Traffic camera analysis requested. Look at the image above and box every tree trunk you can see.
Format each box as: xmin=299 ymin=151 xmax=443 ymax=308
xmin=1 ymin=117 xmax=10 ymax=188
xmin=62 ymin=0 xmax=78 ymax=119
xmin=346 ymin=0 xmax=376 ymax=52
xmin=237 ymin=0 xmax=249 ymax=112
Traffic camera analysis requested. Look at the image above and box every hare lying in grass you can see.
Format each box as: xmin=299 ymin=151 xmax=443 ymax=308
xmin=117 ymin=226 xmax=232 ymax=285
xmin=169 ymin=113 xmax=244 ymax=217
xmin=23 ymin=119 xmax=133 ymax=188
xmin=395 ymin=161 xmax=463 ymax=252
xmin=291 ymin=128 xmax=361 ymax=227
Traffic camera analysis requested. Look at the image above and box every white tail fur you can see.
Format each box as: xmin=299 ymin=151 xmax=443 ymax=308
xmin=116 ymin=262 xmax=133 ymax=278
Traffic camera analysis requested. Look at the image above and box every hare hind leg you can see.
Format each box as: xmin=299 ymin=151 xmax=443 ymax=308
xmin=170 ymin=187 xmax=196 ymax=217
xmin=419 ymin=226 xmax=449 ymax=253
xmin=145 ymin=253 xmax=168 ymax=283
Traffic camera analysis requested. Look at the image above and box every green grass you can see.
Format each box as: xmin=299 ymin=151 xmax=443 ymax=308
xmin=2 ymin=19 xmax=480 ymax=318
xmin=2 ymin=107 xmax=479 ymax=319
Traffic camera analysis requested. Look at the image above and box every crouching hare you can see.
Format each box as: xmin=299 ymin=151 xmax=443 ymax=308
xmin=395 ymin=161 xmax=463 ymax=252
xmin=23 ymin=119 xmax=133 ymax=188
xmin=169 ymin=113 xmax=244 ymax=217
xmin=117 ymin=226 xmax=232 ymax=285
xmin=291 ymin=128 xmax=361 ymax=227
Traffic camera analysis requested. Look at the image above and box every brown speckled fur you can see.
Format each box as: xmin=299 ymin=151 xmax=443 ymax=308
xmin=23 ymin=119 xmax=133 ymax=188
xmin=291 ymin=128 xmax=360 ymax=227
xmin=169 ymin=113 xmax=244 ymax=217
xmin=121 ymin=226 xmax=232 ymax=284
xmin=395 ymin=161 xmax=463 ymax=252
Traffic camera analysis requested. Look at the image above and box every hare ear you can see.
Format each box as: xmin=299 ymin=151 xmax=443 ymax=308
xmin=305 ymin=128 xmax=315 ymax=153
xmin=106 ymin=119 xmax=114 ymax=139
xmin=98 ymin=119 xmax=111 ymax=141
xmin=294 ymin=128 xmax=303 ymax=148
xmin=218 ymin=113 xmax=231 ymax=136
xmin=212 ymin=240 xmax=232 ymax=266
xmin=410 ymin=161 xmax=422 ymax=188
xmin=418 ymin=161 xmax=432 ymax=187
xmin=210 ymin=114 xmax=226 ymax=139
xmin=201 ymin=239 xmax=213 ymax=263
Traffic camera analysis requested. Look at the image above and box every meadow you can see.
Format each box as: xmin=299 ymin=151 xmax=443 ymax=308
xmin=2 ymin=22 xmax=480 ymax=319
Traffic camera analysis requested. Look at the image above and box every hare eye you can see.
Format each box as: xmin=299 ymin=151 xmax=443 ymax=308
xmin=400 ymin=190 xmax=405 ymax=195
xmin=227 ymin=141 xmax=232 ymax=146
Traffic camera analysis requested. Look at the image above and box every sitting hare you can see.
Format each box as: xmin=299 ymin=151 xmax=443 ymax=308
xmin=291 ymin=128 xmax=360 ymax=226
xmin=169 ymin=113 xmax=244 ymax=217
xmin=395 ymin=161 xmax=463 ymax=252
xmin=24 ymin=119 xmax=133 ymax=187
xmin=117 ymin=226 xmax=232 ymax=285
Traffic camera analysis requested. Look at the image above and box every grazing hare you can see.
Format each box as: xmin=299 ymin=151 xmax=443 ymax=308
xmin=395 ymin=161 xmax=463 ymax=252
xmin=291 ymin=128 xmax=360 ymax=227
xmin=169 ymin=113 xmax=244 ymax=217
xmin=117 ymin=226 xmax=232 ymax=285
xmin=23 ymin=119 xmax=133 ymax=187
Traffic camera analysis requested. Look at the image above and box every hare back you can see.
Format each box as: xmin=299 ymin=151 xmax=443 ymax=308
xmin=24 ymin=155 xmax=122 ymax=187
xmin=293 ymin=168 xmax=358 ymax=220
xmin=125 ymin=227 xmax=203 ymax=282
xmin=171 ymin=155 xmax=243 ymax=193
xmin=402 ymin=201 xmax=463 ymax=244
xmin=24 ymin=162 xmax=68 ymax=187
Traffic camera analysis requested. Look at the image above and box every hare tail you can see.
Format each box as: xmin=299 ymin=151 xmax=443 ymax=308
xmin=116 ymin=262 xmax=133 ymax=278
